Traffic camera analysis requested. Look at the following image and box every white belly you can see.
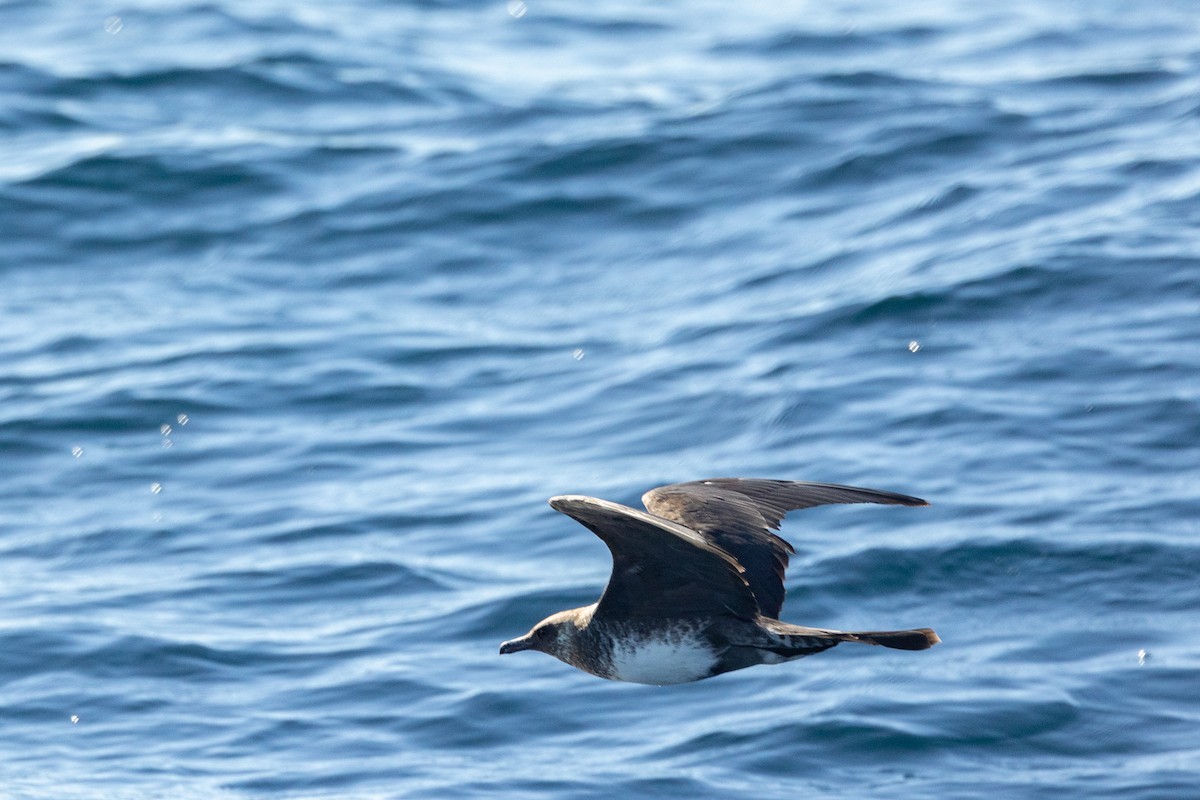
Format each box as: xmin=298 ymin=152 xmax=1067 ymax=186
xmin=608 ymin=635 xmax=717 ymax=685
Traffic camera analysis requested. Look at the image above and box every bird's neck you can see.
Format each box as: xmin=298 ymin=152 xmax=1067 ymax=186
xmin=569 ymin=603 xmax=598 ymax=626
xmin=552 ymin=604 xmax=602 ymax=674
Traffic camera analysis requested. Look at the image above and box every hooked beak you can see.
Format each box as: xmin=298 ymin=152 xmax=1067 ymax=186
xmin=499 ymin=634 xmax=534 ymax=655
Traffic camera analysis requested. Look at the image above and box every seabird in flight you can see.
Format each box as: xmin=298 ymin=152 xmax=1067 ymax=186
xmin=499 ymin=478 xmax=939 ymax=684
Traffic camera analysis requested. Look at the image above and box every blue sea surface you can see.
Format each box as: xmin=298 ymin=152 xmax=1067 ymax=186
xmin=2 ymin=1 xmax=1199 ymax=797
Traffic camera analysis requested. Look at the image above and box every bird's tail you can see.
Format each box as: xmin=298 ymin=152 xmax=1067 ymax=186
xmin=836 ymin=627 xmax=940 ymax=651
xmin=763 ymin=620 xmax=940 ymax=652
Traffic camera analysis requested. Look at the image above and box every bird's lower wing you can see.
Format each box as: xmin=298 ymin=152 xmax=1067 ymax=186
xmin=549 ymin=495 xmax=760 ymax=621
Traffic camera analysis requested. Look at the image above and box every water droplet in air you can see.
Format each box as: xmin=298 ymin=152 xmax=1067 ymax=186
xmin=104 ymin=16 xmax=123 ymax=34
xmin=71 ymin=446 xmax=84 ymax=458
xmin=150 ymin=483 xmax=162 ymax=495
xmin=907 ymin=340 xmax=921 ymax=353
xmin=70 ymin=715 xmax=80 ymax=724
xmin=1137 ymin=649 xmax=1148 ymax=665
xmin=177 ymin=414 xmax=189 ymax=425
xmin=572 ymin=348 xmax=585 ymax=361
xmin=507 ymin=1 xmax=527 ymax=18
xmin=160 ymin=424 xmax=172 ymax=436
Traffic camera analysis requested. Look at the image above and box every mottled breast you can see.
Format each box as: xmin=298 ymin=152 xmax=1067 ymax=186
xmin=604 ymin=624 xmax=719 ymax=685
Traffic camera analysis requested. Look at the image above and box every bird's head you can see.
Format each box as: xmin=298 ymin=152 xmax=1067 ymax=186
xmin=499 ymin=607 xmax=590 ymax=660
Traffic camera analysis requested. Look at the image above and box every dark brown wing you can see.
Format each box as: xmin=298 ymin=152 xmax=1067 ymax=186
xmin=548 ymin=495 xmax=760 ymax=621
xmin=642 ymin=478 xmax=928 ymax=619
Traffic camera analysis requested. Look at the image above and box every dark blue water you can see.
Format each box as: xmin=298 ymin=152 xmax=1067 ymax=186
xmin=3 ymin=1 xmax=1199 ymax=797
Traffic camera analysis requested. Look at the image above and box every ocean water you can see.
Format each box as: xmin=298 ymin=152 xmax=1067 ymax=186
xmin=2 ymin=1 xmax=1199 ymax=797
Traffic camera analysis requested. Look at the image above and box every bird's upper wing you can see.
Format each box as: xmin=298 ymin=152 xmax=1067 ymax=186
xmin=642 ymin=478 xmax=928 ymax=619
xmin=548 ymin=495 xmax=760 ymax=621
